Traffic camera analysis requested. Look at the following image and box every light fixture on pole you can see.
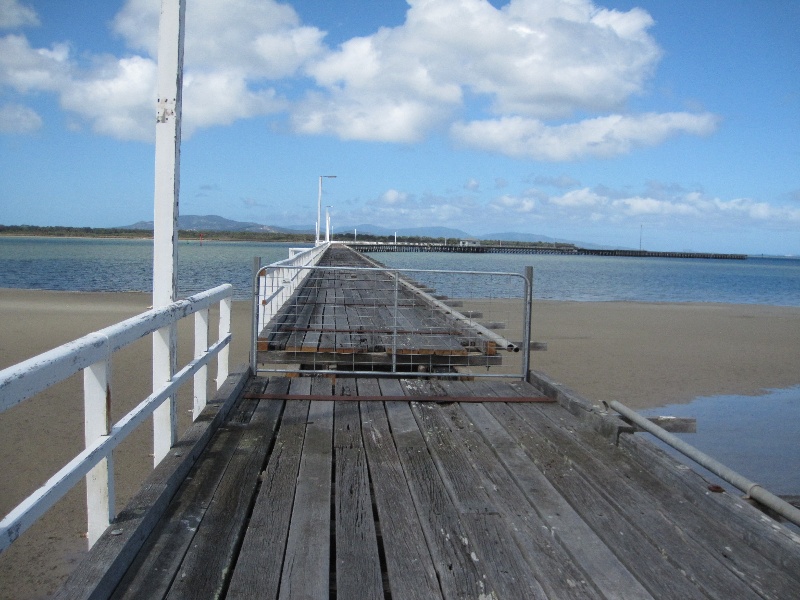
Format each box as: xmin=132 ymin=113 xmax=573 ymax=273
xmin=325 ymin=205 xmax=333 ymax=242
xmin=317 ymin=175 xmax=336 ymax=244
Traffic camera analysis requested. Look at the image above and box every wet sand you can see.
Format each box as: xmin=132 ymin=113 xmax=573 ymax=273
xmin=1 ymin=288 xmax=799 ymax=598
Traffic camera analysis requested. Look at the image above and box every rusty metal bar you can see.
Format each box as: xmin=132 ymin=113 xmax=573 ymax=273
xmin=243 ymin=393 xmax=554 ymax=403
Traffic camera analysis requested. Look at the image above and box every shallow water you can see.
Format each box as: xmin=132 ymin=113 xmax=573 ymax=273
xmin=1 ymin=237 xmax=799 ymax=305
xmin=641 ymin=386 xmax=800 ymax=495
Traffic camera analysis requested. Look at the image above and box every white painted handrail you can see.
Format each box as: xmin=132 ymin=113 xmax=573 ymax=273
xmin=251 ymin=243 xmax=329 ymax=372
xmin=0 ymin=284 xmax=233 ymax=552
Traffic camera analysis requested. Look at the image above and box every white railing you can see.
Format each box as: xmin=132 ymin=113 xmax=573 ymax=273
xmin=0 ymin=284 xmax=234 ymax=553
xmin=251 ymin=243 xmax=329 ymax=372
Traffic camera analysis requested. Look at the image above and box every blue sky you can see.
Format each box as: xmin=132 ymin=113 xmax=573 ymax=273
xmin=1 ymin=0 xmax=798 ymax=255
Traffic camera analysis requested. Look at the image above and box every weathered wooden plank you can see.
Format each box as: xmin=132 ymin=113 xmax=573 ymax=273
xmin=226 ymin=377 xmax=311 ymax=600
xmin=357 ymin=379 xmax=443 ymax=600
xmin=441 ymin=382 xmax=652 ymax=600
xmin=284 ymin=286 xmax=321 ymax=352
xmin=54 ymin=366 xmax=250 ymax=600
xmin=509 ymin=383 xmax=800 ymax=598
xmin=278 ymin=377 xmax=333 ymax=600
xmin=485 ymin=394 xmax=761 ymax=599
xmin=163 ymin=378 xmax=287 ymax=600
xmin=402 ymin=382 xmax=552 ymax=598
xmin=612 ymin=431 xmax=800 ymax=596
xmin=295 ymin=301 xmax=325 ymax=353
xmin=111 ymin=379 xmax=269 ymax=600
xmin=380 ymin=393 xmax=497 ymax=599
xmin=318 ymin=302 xmax=337 ymax=353
xmin=333 ymin=380 xmax=384 ymax=599
xmin=401 ymin=379 xmax=495 ymax=514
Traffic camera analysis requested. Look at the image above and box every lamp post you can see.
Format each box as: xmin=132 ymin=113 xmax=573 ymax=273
xmin=317 ymin=175 xmax=336 ymax=244
xmin=325 ymin=205 xmax=333 ymax=242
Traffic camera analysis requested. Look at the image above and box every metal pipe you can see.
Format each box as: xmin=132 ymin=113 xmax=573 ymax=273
xmin=607 ymin=400 xmax=800 ymax=527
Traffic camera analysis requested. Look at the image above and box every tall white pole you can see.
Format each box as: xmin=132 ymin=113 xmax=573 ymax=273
xmin=152 ymin=0 xmax=185 ymax=467
xmin=316 ymin=177 xmax=322 ymax=244
xmin=325 ymin=206 xmax=331 ymax=242
xmin=317 ymin=175 xmax=336 ymax=245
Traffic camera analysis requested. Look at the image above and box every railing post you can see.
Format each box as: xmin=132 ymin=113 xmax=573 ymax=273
xmin=153 ymin=326 xmax=177 ymax=465
xmin=251 ymin=257 xmax=261 ymax=375
xmin=217 ymin=297 xmax=231 ymax=388
xmin=391 ymin=271 xmax=399 ymax=373
xmin=193 ymin=308 xmax=209 ymax=420
xmin=84 ymin=356 xmax=114 ymax=547
xmin=523 ymin=266 xmax=533 ymax=381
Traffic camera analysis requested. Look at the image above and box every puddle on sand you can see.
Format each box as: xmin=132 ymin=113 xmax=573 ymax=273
xmin=640 ymin=385 xmax=800 ymax=496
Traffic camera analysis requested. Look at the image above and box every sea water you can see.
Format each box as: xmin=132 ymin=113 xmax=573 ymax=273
xmin=1 ymin=236 xmax=798 ymax=305
xmin=641 ymin=386 xmax=800 ymax=495
xmin=0 ymin=236 xmax=305 ymax=299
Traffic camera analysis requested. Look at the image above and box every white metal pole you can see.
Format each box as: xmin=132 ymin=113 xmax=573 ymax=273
xmin=152 ymin=0 xmax=185 ymax=467
xmin=316 ymin=176 xmax=322 ymax=244
xmin=325 ymin=206 xmax=331 ymax=242
xmin=317 ymin=175 xmax=336 ymax=246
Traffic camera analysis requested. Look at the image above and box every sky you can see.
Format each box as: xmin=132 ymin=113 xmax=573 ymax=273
xmin=0 ymin=0 xmax=798 ymax=255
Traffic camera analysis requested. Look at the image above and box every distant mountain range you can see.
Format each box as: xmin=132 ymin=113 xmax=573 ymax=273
xmin=121 ymin=215 xmax=606 ymax=248
xmin=121 ymin=215 xmax=305 ymax=234
xmin=343 ymin=224 xmax=583 ymax=245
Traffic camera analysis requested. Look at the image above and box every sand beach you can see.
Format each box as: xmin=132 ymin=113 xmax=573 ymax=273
xmin=1 ymin=288 xmax=799 ymax=597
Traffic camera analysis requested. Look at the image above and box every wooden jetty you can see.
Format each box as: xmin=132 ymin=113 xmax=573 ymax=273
xmin=349 ymin=242 xmax=747 ymax=260
xmin=258 ymin=245 xmax=515 ymax=373
xmin=55 ymin=246 xmax=800 ymax=599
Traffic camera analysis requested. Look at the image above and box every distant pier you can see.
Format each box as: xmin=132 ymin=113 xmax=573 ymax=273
xmin=349 ymin=241 xmax=747 ymax=260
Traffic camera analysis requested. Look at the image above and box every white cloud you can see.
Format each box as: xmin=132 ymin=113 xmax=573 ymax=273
xmin=491 ymin=194 xmax=536 ymax=213
xmin=0 ymin=0 xmax=719 ymax=155
xmin=549 ymin=188 xmax=605 ymax=207
xmin=0 ymin=0 xmax=39 ymax=29
xmin=0 ymin=102 xmax=41 ymax=133
xmin=380 ymin=189 xmax=409 ymax=205
xmin=488 ymin=185 xmax=800 ymax=228
xmin=451 ymin=112 xmax=719 ymax=160
xmin=465 ymin=178 xmax=480 ymax=191
xmin=296 ymin=0 xmax=664 ymax=141
xmin=60 ymin=55 xmax=156 ymax=140
xmin=0 ymin=34 xmax=71 ymax=92
xmin=0 ymin=0 xmax=316 ymax=140
xmin=361 ymin=190 xmax=474 ymax=227
xmin=113 ymin=0 xmax=324 ymax=76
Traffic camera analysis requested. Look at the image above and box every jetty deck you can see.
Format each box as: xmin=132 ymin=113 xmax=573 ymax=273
xmin=258 ymin=245 xmax=512 ymax=372
xmin=57 ymin=372 xmax=800 ymax=599
xmin=55 ymin=247 xmax=800 ymax=599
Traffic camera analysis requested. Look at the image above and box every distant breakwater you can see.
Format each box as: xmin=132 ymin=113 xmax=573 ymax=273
xmin=348 ymin=242 xmax=747 ymax=260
